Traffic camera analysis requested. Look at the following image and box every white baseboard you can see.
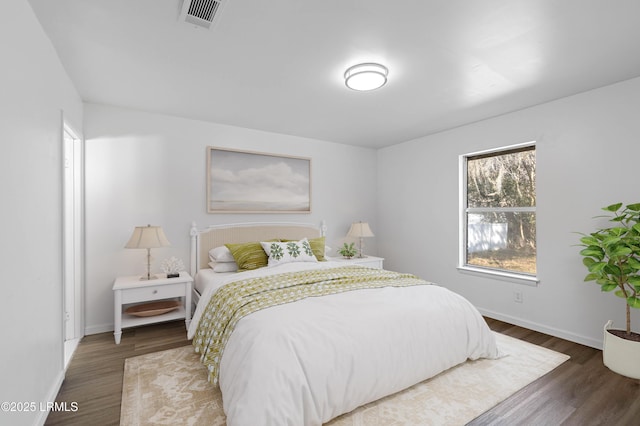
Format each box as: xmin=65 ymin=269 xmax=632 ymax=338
xmin=479 ymin=307 xmax=603 ymax=350
xmin=35 ymin=369 xmax=65 ymax=426
xmin=84 ymin=323 xmax=113 ymax=336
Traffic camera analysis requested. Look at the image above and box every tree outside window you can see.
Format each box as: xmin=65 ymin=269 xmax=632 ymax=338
xmin=462 ymin=144 xmax=536 ymax=276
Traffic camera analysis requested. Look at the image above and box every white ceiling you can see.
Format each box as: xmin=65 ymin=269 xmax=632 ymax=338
xmin=27 ymin=0 xmax=640 ymax=148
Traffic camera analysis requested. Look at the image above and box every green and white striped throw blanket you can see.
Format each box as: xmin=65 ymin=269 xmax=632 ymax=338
xmin=192 ymin=265 xmax=429 ymax=384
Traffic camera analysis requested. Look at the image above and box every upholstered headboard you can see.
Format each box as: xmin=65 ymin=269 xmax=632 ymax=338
xmin=190 ymin=221 xmax=325 ymax=274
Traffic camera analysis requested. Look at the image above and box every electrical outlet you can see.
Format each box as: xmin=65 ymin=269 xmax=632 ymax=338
xmin=514 ymin=291 xmax=523 ymax=303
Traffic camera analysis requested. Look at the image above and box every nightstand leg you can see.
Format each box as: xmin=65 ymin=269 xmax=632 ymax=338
xmin=185 ymin=281 xmax=192 ymax=330
xmin=114 ymin=289 xmax=122 ymax=344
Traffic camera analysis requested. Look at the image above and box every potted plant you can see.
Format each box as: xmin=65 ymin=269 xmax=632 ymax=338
xmin=337 ymin=242 xmax=358 ymax=259
xmin=578 ymin=202 xmax=640 ymax=379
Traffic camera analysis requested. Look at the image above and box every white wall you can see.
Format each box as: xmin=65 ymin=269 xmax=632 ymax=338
xmin=378 ymin=76 xmax=640 ymax=349
xmin=0 ymin=1 xmax=83 ymax=425
xmin=84 ymin=104 xmax=378 ymax=333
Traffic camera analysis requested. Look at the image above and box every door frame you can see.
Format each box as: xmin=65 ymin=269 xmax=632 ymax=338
xmin=62 ymin=121 xmax=84 ymax=368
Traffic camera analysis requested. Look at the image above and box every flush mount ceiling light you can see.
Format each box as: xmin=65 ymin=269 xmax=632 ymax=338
xmin=344 ymin=63 xmax=388 ymax=91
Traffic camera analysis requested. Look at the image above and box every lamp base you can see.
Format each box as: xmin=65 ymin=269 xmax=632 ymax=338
xmin=139 ymin=274 xmax=158 ymax=281
xmin=356 ymin=237 xmax=369 ymax=259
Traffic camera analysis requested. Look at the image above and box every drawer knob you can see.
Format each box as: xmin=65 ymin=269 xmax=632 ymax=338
xmin=152 ymin=290 xmax=158 ymax=294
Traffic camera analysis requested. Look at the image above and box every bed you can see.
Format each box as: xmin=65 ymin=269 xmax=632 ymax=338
xmin=187 ymin=222 xmax=500 ymax=425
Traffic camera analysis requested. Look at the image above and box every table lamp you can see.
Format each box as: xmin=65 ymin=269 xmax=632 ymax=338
xmin=347 ymin=221 xmax=374 ymax=258
xmin=125 ymin=225 xmax=171 ymax=280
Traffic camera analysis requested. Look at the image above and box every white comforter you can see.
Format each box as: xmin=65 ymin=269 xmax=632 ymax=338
xmin=188 ymin=262 xmax=500 ymax=426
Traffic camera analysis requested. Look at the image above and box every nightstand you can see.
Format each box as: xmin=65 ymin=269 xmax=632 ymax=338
xmin=112 ymin=272 xmax=193 ymax=344
xmin=328 ymin=256 xmax=384 ymax=269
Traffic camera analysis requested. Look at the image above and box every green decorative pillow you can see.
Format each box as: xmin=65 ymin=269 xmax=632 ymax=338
xmin=225 ymin=241 xmax=270 ymax=271
xmin=308 ymin=236 xmax=326 ymax=261
xmin=281 ymin=236 xmax=326 ymax=261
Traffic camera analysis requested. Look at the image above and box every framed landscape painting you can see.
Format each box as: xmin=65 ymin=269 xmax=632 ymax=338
xmin=207 ymin=147 xmax=312 ymax=213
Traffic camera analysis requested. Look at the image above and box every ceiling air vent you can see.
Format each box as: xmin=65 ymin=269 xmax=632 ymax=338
xmin=180 ymin=0 xmax=224 ymax=30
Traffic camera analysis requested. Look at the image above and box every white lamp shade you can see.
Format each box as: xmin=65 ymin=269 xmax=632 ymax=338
xmin=125 ymin=225 xmax=171 ymax=249
xmin=344 ymin=63 xmax=388 ymax=91
xmin=347 ymin=222 xmax=374 ymax=238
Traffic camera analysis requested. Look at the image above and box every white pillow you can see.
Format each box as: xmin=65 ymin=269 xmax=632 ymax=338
xmin=209 ymin=245 xmax=235 ymax=263
xmin=261 ymin=238 xmax=318 ymax=267
xmin=209 ymin=261 xmax=238 ymax=273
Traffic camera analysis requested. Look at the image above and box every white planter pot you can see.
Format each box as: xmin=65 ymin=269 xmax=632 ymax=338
xmin=603 ymin=320 xmax=640 ymax=379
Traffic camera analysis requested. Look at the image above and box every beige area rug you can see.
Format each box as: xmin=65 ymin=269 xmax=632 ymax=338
xmin=120 ymin=333 xmax=569 ymax=426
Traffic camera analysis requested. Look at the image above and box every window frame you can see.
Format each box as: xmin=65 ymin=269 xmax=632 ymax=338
xmin=458 ymin=141 xmax=539 ymax=285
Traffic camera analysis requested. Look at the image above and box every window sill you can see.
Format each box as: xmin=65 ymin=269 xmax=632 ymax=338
xmin=456 ymin=265 xmax=539 ymax=286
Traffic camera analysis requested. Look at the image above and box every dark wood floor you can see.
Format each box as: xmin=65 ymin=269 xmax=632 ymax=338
xmin=45 ymin=320 xmax=190 ymax=426
xmin=471 ymin=319 xmax=640 ymax=426
xmin=46 ymin=318 xmax=640 ymax=425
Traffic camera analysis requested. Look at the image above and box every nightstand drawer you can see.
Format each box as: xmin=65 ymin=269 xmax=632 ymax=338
xmin=355 ymin=259 xmax=383 ymax=269
xmin=121 ymin=282 xmax=186 ymax=304
xmin=328 ymin=256 xmax=384 ymax=269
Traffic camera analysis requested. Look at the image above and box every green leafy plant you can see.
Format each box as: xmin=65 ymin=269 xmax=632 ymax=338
xmin=338 ymin=242 xmax=357 ymax=259
xmin=578 ymin=203 xmax=640 ymax=335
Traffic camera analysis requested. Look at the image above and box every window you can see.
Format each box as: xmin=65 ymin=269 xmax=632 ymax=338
xmin=460 ymin=143 xmax=536 ymax=279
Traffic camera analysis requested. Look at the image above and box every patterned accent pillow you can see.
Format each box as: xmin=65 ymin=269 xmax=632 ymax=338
xmin=261 ymin=238 xmax=318 ymax=266
xmin=225 ymin=242 xmax=270 ymax=271
xmin=281 ymin=236 xmax=327 ymax=261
